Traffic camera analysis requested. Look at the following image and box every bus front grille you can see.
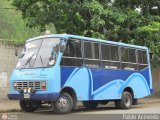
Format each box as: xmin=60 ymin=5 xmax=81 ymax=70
xmin=14 ymin=81 xmax=43 ymax=90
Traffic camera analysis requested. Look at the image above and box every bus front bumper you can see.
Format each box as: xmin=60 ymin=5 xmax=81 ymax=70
xmin=7 ymin=92 xmax=60 ymax=101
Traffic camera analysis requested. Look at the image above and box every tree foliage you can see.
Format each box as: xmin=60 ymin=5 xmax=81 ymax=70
xmin=12 ymin=0 xmax=160 ymax=66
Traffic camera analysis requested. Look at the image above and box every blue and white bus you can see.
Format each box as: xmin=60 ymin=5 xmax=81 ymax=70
xmin=8 ymin=34 xmax=152 ymax=113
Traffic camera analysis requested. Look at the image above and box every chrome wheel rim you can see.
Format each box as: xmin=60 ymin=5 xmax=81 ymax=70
xmin=57 ymin=97 xmax=69 ymax=109
xmin=124 ymin=95 xmax=131 ymax=107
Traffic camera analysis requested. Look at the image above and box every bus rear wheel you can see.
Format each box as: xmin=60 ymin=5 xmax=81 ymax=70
xmin=115 ymin=91 xmax=133 ymax=109
xmin=82 ymin=101 xmax=98 ymax=109
xmin=52 ymin=92 xmax=73 ymax=114
xmin=20 ymin=100 xmax=39 ymax=112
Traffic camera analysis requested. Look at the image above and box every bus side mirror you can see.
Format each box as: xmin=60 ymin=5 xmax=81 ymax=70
xmin=60 ymin=42 xmax=66 ymax=53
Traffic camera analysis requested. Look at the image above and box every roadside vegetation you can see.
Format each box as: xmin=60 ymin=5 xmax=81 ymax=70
xmin=0 ymin=0 xmax=55 ymax=45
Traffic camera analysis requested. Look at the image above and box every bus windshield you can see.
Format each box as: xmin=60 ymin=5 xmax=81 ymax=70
xmin=16 ymin=37 xmax=60 ymax=69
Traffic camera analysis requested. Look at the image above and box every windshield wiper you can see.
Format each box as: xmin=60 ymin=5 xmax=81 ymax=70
xmin=40 ymin=55 xmax=44 ymax=70
xmin=20 ymin=53 xmax=35 ymax=70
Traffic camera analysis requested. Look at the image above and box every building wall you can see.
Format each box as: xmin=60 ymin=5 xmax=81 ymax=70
xmin=0 ymin=41 xmax=22 ymax=99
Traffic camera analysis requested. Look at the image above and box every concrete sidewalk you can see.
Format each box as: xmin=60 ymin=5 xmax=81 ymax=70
xmin=0 ymin=100 xmax=20 ymax=113
xmin=0 ymin=97 xmax=160 ymax=113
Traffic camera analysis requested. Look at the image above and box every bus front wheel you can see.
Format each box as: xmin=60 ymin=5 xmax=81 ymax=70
xmin=115 ymin=91 xmax=133 ymax=109
xmin=52 ymin=92 xmax=73 ymax=114
xmin=19 ymin=100 xmax=39 ymax=112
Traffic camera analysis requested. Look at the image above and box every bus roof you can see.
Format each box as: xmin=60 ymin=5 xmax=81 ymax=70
xmin=27 ymin=34 xmax=148 ymax=50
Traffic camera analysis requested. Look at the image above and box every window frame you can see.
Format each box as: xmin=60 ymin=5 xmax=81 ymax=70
xmin=60 ymin=38 xmax=83 ymax=67
xmin=83 ymin=41 xmax=101 ymax=68
xmin=120 ymin=46 xmax=138 ymax=71
xmin=137 ymin=49 xmax=148 ymax=65
xmin=137 ymin=49 xmax=149 ymax=70
xmin=100 ymin=43 xmax=120 ymax=70
xmin=60 ymin=38 xmax=149 ymax=71
xmin=62 ymin=39 xmax=83 ymax=59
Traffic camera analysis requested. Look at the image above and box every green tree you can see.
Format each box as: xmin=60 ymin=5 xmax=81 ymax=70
xmin=12 ymin=0 xmax=160 ymax=66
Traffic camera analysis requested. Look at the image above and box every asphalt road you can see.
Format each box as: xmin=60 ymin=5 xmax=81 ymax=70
xmin=1 ymin=102 xmax=160 ymax=120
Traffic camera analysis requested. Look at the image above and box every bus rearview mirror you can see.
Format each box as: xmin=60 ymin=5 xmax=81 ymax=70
xmin=60 ymin=42 xmax=66 ymax=52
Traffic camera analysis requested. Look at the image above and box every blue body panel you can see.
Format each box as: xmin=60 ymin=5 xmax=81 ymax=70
xmin=90 ymin=68 xmax=150 ymax=91
xmin=61 ymin=66 xmax=151 ymax=100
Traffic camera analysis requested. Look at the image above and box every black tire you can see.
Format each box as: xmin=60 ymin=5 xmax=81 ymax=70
xmin=52 ymin=92 xmax=73 ymax=114
xmin=115 ymin=91 xmax=133 ymax=109
xmin=19 ymin=100 xmax=39 ymax=112
xmin=82 ymin=101 xmax=98 ymax=109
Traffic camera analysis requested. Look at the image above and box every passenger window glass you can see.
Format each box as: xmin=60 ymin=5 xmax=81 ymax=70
xmin=63 ymin=39 xmax=82 ymax=58
xmin=142 ymin=51 xmax=147 ymax=64
xmin=110 ymin=46 xmax=119 ymax=61
xmin=101 ymin=44 xmax=120 ymax=69
xmin=84 ymin=42 xmax=92 ymax=59
xmin=121 ymin=47 xmax=129 ymax=62
xmin=94 ymin=43 xmax=99 ymax=59
xmin=84 ymin=42 xmax=99 ymax=59
xmin=84 ymin=42 xmax=100 ymax=68
xmin=129 ymin=49 xmax=136 ymax=63
xmin=121 ymin=47 xmax=136 ymax=63
xmin=138 ymin=50 xmax=148 ymax=64
xmin=121 ymin=47 xmax=137 ymax=71
xmin=101 ymin=44 xmax=110 ymax=60
xmin=60 ymin=39 xmax=83 ymax=67
xmin=138 ymin=50 xmax=143 ymax=64
xmin=138 ymin=50 xmax=148 ymax=70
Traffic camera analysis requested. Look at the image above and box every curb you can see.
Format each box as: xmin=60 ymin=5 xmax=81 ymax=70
xmin=0 ymin=109 xmax=21 ymax=113
xmin=139 ymin=98 xmax=160 ymax=104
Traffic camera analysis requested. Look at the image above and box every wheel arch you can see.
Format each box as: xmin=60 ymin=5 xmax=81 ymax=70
xmin=60 ymin=87 xmax=78 ymax=110
xmin=61 ymin=87 xmax=77 ymax=98
xmin=115 ymin=87 xmax=134 ymax=109
xmin=123 ymin=87 xmax=134 ymax=99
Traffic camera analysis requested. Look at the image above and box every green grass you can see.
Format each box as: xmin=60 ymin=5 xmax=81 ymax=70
xmin=0 ymin=0 xmax=55 ymax=45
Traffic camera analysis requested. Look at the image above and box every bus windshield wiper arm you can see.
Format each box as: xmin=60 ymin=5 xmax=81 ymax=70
xmin=20 ymin=53 xmax=35 ymax=70
xmin=40 ymin=55 xmax=44 ymax=70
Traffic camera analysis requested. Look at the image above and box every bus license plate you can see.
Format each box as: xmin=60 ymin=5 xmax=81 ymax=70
xmin=24 ymin=94 xmax=30 ymax=99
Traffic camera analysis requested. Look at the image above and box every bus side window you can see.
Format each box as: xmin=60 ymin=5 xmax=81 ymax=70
xmin=84 ymin=42 xmax=100 ymax=68
xmin=138 ymin=50 xmax=148 ymax=70
xmin=101 ymin=44 xmax=120 ymax=69
xmin=110 ymin=45 xmax=120 ymax=69
xmin=101 ymin=44 xmax=111 ymax=69
xmin=121 ymin=47 xmax=137 ymax=71
xmin=60 ymin=39 xmax=83 ymax=67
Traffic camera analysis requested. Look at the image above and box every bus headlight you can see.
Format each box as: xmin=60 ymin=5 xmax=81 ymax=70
xmin=41 ymin=81 xmax=47 ymax=90
xmin=24 ymin=88 xmax=27 ymax=93
xmin=13 ymin=82 xmax=18 ymax=89
xmin=14 ymin=82 xmax=17 ymax=87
